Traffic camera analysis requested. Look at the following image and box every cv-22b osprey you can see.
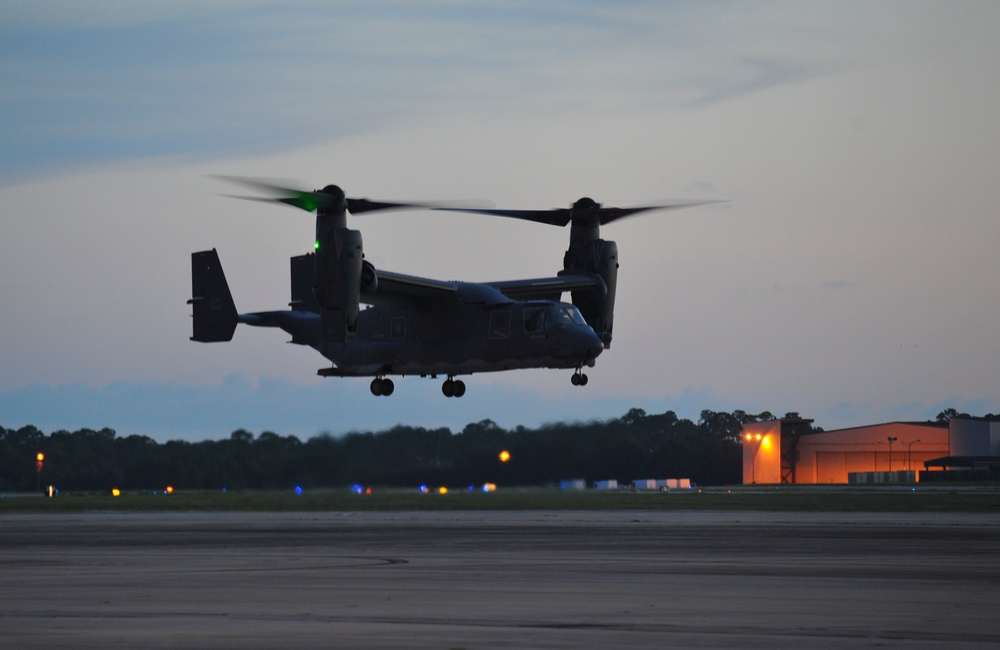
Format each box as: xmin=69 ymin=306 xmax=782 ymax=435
xmin=189 ymin=178 xmax=712 ymax=397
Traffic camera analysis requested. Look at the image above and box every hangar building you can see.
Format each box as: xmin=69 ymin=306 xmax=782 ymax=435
xmin=923 ymin=418 xmax=1000 ymax=479
xmin=741 ymin=418 xmax=949 ymax=484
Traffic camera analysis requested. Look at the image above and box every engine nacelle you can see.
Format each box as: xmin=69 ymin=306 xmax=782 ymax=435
xmin=315 ymin=227 xmax=363 ymax=342
xmin=566 ymin=238 xmax=618 ymax=347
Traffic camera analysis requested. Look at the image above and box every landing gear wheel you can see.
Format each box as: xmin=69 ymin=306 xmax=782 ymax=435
xmin=442 ymin=378 xmax=466 ymax=398
xmin=571 ymin=371 xmax=589 ymax=386
xmin=371 ymin=377 xmax=394 ymax=396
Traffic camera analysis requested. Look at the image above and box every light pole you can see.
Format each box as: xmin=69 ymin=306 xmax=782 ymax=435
xmin=907 ymin=439 xmax=921 ymax=471
xmin=887 ymin=436 xmax=898 ymax=472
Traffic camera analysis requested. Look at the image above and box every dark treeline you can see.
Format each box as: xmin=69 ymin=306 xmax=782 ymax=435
xmin=4 ymin=408 xmax=810 ymax=491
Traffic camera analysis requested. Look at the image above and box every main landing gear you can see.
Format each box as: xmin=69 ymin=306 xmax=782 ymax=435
xmin=370 ymin=376 xmax=394 ymax=396
xmin=442 ymin=377 xmax=466 ymax=398
xmin=571 ymin=368 xmax=589 ymax=386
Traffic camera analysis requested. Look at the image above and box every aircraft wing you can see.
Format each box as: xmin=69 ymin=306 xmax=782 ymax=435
xmin=291 ymin=254 xmax=459 ymax=310
xmin=291 ymin=252 xmax=579 ymax=308
xmin=372 ymin=269 xmax=515 ymax=306
xmin=372 ymin=270 xmax=458 ymax=300
xmin=487 ymin=274 xmax=601 ymax=301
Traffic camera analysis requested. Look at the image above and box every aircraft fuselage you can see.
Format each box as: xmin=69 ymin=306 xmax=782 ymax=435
xmin=248 ymin=299 xmax=603 ymax=378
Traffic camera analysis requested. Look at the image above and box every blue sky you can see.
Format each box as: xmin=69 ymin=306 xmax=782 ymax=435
xmin=2 ymin=1 xmax=998 ymax=441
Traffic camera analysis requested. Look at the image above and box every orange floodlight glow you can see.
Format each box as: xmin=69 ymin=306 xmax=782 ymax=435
xmin=755 ymin=433 xmax=762 ymax=441
xmin=745 ymin=433 xmax=752 ymax=441
xmin=165 ymin=486 xmax=174 ymax=494
xmin=499 ymin=450 xmax=511 ymax=463
xmin=36 ymin=452 xmax=45 ymax=462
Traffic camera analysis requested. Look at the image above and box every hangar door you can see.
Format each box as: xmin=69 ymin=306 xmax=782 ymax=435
xmin=815 ymin=452 xmax=847 ymax=484
xmin=815 ymin=451 xmax=880 ymax=484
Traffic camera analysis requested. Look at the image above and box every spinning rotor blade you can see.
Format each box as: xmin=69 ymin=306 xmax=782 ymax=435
xmin=211 ymin=176 xmax=446 ymax=214
xmin=436 ymin=198 xmax=723 ymax=227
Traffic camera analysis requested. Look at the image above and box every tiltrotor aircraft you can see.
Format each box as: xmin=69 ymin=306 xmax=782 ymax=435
xmin=189 ymin=179 xmax=711 ymax=397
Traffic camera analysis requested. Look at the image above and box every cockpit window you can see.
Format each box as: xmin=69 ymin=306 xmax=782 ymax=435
xmin=525 ymin=303 xmax=587 ymax=334
xmin=546 ymin=304 xmax=587 ymax=327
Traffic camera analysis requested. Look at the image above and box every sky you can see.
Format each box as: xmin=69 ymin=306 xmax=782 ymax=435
xmin=2 ymin=1 xmax=999 ymax=441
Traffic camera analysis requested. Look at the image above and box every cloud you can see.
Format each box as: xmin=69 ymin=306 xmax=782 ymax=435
xmin=0 ymin=2 xmax=873 ymax=185
xmin=821 ymin=280 xmax=860 ymax=290
xmin=682 ymin=56 xmax=833 ymax=108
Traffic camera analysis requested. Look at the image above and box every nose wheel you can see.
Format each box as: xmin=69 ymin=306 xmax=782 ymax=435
xmin=571 ymin=369 xmax=589 ymax=386
xmin=442 ymin=377 xmax=466 ymax=397
xmin=370 ymin=376 xmax=394 ymax=396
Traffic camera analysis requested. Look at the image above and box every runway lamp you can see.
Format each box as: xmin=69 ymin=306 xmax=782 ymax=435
xmin=499 ymin=450 xmax=511 ymax=463
xmin=36 ymin=452 xmax=44 ymax=492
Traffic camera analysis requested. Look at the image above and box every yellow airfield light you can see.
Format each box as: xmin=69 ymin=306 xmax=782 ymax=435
xmin=111 ymin=488 xmax=121 ymax=497
xmin=499 ymin=450 xmax=511 ymax=463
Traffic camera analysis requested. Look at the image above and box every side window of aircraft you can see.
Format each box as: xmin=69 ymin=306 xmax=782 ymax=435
xmin=489 ymin=310 xmax=511 ymax=339
xmin=523 ymin=306 xmax=545 ymax=334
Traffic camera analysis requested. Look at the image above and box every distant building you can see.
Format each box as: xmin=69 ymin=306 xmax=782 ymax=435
xmin=656 ymin=478 xmax=691 ymax=489
xmin=923 ymin=418 xmax=1000 ymax=479
xmin=742 ymin=418 xmax=948 ymax=484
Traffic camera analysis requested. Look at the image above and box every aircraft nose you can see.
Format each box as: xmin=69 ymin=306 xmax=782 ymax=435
xmin=579 ymin=326 xmax=604 ymax=360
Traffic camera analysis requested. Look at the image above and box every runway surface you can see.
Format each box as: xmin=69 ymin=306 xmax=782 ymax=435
xmin=2 ymin=510 xmax=999 ymax=648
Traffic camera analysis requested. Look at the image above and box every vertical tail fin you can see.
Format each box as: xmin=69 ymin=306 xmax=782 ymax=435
xmin=188 ymin=249 xmax=238 ymax=342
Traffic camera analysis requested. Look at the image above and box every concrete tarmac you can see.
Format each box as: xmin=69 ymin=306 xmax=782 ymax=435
xmin=1 ymin=510 xmax=999 ymax=649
